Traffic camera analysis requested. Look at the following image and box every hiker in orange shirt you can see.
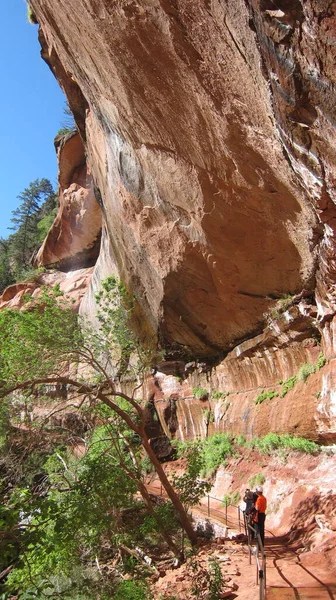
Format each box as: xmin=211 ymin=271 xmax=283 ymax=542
xmin=254 ymin=486 xmax=267 ymax=547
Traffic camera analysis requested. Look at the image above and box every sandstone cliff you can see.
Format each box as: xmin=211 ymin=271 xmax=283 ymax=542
xmin=24 ymin=0 xmax=336 ymax=442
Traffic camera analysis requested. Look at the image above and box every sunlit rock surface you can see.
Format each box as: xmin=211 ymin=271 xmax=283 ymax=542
xmin=29 ymin=0 xmax=330 ymax=357
xmin=0 ymin=269 xmax=93 ymax=311
xmin=26 ymin=0 xmax=336 ymax=439
xmin=35 ymin=132 xmax=102 ymax=271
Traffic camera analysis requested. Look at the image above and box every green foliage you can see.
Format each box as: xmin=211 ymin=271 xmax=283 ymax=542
xmin=37 ymin=209 xmax=57 ymax=242
xmin=248 ymin=473 xmax=265 ymax=489
xmin=316 ymin=352 xmax=326 ymax=370
xmin=279 ymin=353 xmax=326 ymax=396
xmin=0 ymin=280 xmax=198 ymax=594
xmin=114 ymin=580 xmax=151 ymax=600
xmin=172 ymin=442 xmax=211 ymax=507
xmin=15 ymin=266 xmax=46 ymax=284
xmin=297 ymin=362 xmax=316 ymax=382
xmin=233 ymin=434 xmax=246 ymax=446
xmin=201 ymin=434 xmax=234 ymax=477
xmin=95 ymin=275 xmax=154 ymax=377
xmin=60 ymin=101 xmax=77 ymax=133
xmin=27 ymin=4 xmax=38 ymax=24
xmin=207 ymin=558 xmax=225 ymax=600
xmin=174 ymin=434 xmax=234 ymax=478
xmin=211 ymin=391 xmax=224 ymax=399
xmin=192 ymin=387 xmax=208 ymax=399
xmin=279 ymin=376 xmax=297 ymax=397
xmin=5 ymin=425 xmax=140 ymax=598
xmin=0 ymin=288 xmax=81 ymax=388
xmin=255 ymin=389 xmax=278 ymax=404
xmin=278 ymin=294 xmax=294 ymax=311
xmin=0 ymin=398 xmax=10 ymax=449
xmin=222 ymin=490 xmax=240 ymax=506
xmin=0 ymin=179 xmax=57 ymax=293
xmin=248 ymin=433 xmax=319 ymax=455
xmin=190 ymin=556 xmax=224 ymax=599
xmin=269 ymin=294 xmax=295 ymax=319
xmin=204 ymin=408 xmax=215 ymax=424
xmin=56 ymin=127 xmax=73 ymax=137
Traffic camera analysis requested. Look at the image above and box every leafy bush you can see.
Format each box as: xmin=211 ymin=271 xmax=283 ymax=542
xmin=316 ymin=352 xmax=326 ymax=370
xmin=280 ymin=353 xmax=326 ymax=394
xmin=279 ymin=376 xmax=297 ymax=397
xmin=233 ymin=434 xmax=246 ymax=446
xmin=255 ymin=390 xmax=278 ymax=404
xmin=27 ymin=4 xmax=38 ymax=24
xmin=173 ymin=434 xmax=234 ymax=477
xmin=248 ymin=433 xmax=319 ymax=455
xmin=207 ymin=558 xmax=225 ymax=600
xmin=37 ymin=209 xmax=57 ymax=241
xmin=56 ymin=127 xmax=74 ymax=137
xmin=222 ymin=490 xmax=240 ymax=506
xmin=204 ymin=408 xmax=215 ymax=424
xmin=114 ymin=580 xmax=151 ymax=600
xmin=201 ymin=434 xmax=234 ymax=477
xmin=248 ymin=473 xmax=265 ymax=489
xmin=211 ymin=391 xmax=224 ymax=399
xmin=192 ymin=387 xmax=209 ymax=399
xmin=16 ymin=266 xmax=46 ymax=284
xmin=297 ymin=362 xmax=316 ymax=382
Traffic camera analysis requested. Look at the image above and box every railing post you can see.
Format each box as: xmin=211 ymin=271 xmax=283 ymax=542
xmin=208 ymin=494 xmax=210 ymax=517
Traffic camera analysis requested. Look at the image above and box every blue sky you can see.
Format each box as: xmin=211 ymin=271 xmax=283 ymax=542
xmin=0 ymin=0 xmax=65 ymax=238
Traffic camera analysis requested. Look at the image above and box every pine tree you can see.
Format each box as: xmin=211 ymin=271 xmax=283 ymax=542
xmin=9 ymin=178 xmax=55 ymax=274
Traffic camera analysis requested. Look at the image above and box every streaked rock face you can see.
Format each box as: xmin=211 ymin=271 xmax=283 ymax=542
xmin=35 ymin=132 xmax=102 ymax=271
xmin=26 ymin=0 xmax=336 ymax=439
xmin=29 ymin=0 xmax=327 ymax=357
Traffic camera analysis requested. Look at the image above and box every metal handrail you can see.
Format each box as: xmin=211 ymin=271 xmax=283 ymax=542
xmin=148 ymin=483 xmax=266 ymax=597
xmin=245 ymin=515 xmax=267 ymax=600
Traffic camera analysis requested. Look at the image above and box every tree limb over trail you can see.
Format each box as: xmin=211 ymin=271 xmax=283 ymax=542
xmin=0 ymin=281 xmax=198 ymax=547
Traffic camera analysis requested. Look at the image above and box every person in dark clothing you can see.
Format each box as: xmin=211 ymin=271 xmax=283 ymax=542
xmin=243 ymin=489 xmax=255 ymax=516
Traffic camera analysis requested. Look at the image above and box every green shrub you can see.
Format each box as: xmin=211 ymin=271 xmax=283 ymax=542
xmin=280 ymin=376 xmax=297 ymax=397
xmin=316 ymin=352 xmax=326 ymax=370
xmin=207 ymin=558 xmax=225 ymax=600
xmin=202 ymin=434 xmax=234 ymax=476
xmin=114 ymin=580 xmax=150 ymax=600
xmin=192 ymin=387 xmax=209 ymax=399
xmin=233 ymin=434 xmax=246 ymax=446
xmin=297 ymin=353 xmax=326 ymax=383
xmin=56 ymin=127 xmax=75 ymax=137
xmin=248 ymin=433 xmax=319 ymax=455
xmin=255 ymin=390 xmax=278 ymax=404
xmin=211 ymin=391 xmax=224 ymax=399
xmin=297 ymin=362 xmax=316 ymax=382
xmin=278 ymin=294 xmax=294 ymax=311
xmin=16 ymin=266 xmax=46 ymax=284
xmin=204 ymin=409 xmax=215 ymax=424
xmin=27 ymin=4 xmax=38 ymax=24
xmin=222 ymin=490 xmax=240 ymax=506
xmin=248 ymin=473 xmax=265 ymax=489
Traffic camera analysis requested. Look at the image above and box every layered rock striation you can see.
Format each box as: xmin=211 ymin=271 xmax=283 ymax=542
xmin=24 ymin=0 xmax=336 ymax=440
